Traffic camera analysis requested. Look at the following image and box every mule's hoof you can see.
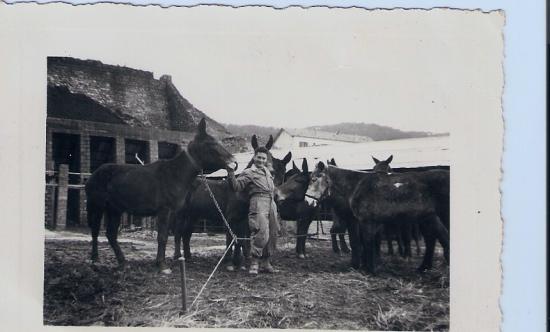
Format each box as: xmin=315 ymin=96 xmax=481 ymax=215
xmin=161 ymin=268 xmax=172 ymax=275
xmin=298 ymin=254 xmax=306 ymax=259
xmin=226 ymin=265 xmax=235 ymax=272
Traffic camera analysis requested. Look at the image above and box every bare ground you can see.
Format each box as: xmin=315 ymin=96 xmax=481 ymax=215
xmin=43 ymin=229 xmax=449 ymax=330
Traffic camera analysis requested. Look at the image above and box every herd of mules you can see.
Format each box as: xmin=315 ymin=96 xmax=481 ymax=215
xmin=85 ymin=118 xmax=449 ymax=275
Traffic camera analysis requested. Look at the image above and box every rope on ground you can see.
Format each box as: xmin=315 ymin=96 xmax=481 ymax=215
xmin=187 ymin=172 xmax=352 ymax=312
xmin=187 ymin=172 xmax=240 ymax=312
xmin=189 ymin=237 xmax=236 ymax=310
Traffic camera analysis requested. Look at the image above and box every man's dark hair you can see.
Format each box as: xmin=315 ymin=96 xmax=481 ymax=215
xmin=255 ymin=147 xmax=270 ymax=155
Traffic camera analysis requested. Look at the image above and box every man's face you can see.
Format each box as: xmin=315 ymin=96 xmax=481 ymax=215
xmin=253 ymin=152 xmax=268 ymax=168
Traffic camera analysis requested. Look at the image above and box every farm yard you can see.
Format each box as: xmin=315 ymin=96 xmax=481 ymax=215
xmin=43 ymin=227 xmax=449 ymax=330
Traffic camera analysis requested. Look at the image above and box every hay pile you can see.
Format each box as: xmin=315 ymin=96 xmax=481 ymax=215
xmin=44 ymin=231 xmax=449 ymax=330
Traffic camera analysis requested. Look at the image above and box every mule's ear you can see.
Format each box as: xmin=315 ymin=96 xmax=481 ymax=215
xmin=292 ymin=161 xmax=299 ymax=171
xmin=266 ymin=135 xmax=274 ymax=150
xmin=251 ymin=135 xmax=259 ymax=150
xmin=198 ymin=118 xmax=207 ymax=135
xmin=282 ymin=151 xmax=292 ymax=164
xmin=372 ymin=156 xmax=380 ymax=164
xmin=329 ymin=158 xmax=337 ymax=166
xmin=386 ymin=155 xmax=393 ymax=163
xmin=302 ymin=158 xmax=309 ymax=174
xmin=317 ymin=161 xmax=326 ymax=171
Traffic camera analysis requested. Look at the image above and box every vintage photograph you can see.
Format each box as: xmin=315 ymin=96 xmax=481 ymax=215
xmin=35 ymin=5 xmax=504 ymax=330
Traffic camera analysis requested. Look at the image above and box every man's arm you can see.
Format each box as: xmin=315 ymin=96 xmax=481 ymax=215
xmin=227 ymin=168 xmax=251 ymax=192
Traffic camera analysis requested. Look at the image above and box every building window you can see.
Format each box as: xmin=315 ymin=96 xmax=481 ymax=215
xmin=299 ymin=141 xmax=309 ymax=147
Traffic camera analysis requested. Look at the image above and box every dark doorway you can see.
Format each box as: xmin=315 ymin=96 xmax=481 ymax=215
xmin=51 ymin=132 xmax=81 ymax=226
xmin=125 ymin=139 xmax=148 ymax=164
xmin=90 ymin=136 xmax=115 ymax=172
xmin=52 ymin=133 xmax=80 ymax=174
xmin=158 ymin=141 xmax=180 ymax=160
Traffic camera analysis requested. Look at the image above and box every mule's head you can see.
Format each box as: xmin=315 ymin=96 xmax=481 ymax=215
xmin=247 ymin=134 xmax=291 ymax=185
xmin=271 ymin=151 xmax=292 ymax=186
xmin=283 ymin=161 xmax=301 ymax=182
xmin=372 ymin=155 xmax=393 ymax=174
xmin=275 ymin=158 xmax=309 ymax=202
xmin=306 ymin=161 xmax=331 ymax=201
xmin=187 ymin=118 xmax=236 ymax=174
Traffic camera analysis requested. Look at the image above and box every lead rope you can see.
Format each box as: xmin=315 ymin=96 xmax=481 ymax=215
xmin=187 ymin=170 xmax=242 ymax=311
xmin=187 ymin=170 xmax=351 ymax=311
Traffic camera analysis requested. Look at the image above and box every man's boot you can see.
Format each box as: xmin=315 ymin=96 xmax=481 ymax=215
xmin=260 ymin=257 xmax=279 ymax=273
xmin=249 ymin=257 xmax=259 ymax=275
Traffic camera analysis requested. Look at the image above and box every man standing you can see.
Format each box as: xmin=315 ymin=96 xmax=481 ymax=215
xmin=226 ymin=146 xmax=279 ymax=275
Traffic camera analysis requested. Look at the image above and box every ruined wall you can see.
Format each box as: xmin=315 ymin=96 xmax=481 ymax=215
xmin=47 ymin=57 xmax=229 ymax=137
xmin=48 ymin=57 xmax=168 ymax=128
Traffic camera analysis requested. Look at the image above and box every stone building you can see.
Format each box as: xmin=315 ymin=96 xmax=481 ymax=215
xmin=45 ymin=57 xmax=241 ymax=229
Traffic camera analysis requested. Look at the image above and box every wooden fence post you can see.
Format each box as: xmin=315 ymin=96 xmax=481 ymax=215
xmin=55 ymin=164 xmax=69 ymax=229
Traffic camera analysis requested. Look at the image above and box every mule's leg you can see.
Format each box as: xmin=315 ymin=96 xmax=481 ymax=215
xmin=374 ymin=232 xmax=382 ymax=262
xmin=339 ymin=230 xmax=350 ymax=254
xmin=224 ymin=231 xmax=234 ymax=263
xmin=87 ymin=201 xmax=103 ymax=263
xmin=173 ymin=214 xmax=183 ymax=260
xmin=418 ymin=218 xmax=437 ymax=272
xmin=360 ymin=222 xmax=378 ymax=274
xmin=302 ymin=218 xmax=313 ymax=257
xmin=412 ymin=223 xmax=422 ymax=256
xmin=296 ymin=218 xmax=309 ymax=259
xmin=397 ymin=235 xmax=405 ymax=258
xmin=156 ymin=208 xmax=172 ymax=274
xmin=181 ymin=217 xmax=194 ymax=261
xmin=399 ymin=224 xmax=412 ymax=258
xmin=330 ymin=224 xmax=341 ymax=254
xmin=105 ymin=209 xmax=125 ymax=266
xmin=347 ymin=221 xmax=361 ymax=269
xmin=231 ymin=219 xmax=246 ymax=270
xmin=387 ymin=238 xmax=394 ymax=256
xmin=432 ymin=215 xmax=450 ymax=264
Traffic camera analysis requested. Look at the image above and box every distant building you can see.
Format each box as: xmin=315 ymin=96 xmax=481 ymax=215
xmin=272 ymin=128 xmax=372 ymax=150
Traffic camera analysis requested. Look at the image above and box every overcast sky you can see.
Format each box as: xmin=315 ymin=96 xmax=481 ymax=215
xmin=43 ymin=6 xmax=502 ymax=133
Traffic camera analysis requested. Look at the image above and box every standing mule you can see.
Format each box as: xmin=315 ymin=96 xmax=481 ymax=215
xmin=172 ymin=134 xmax=292 ymax=270
xmin=305 ymin=162 xmax=449 ymax=273
xmin=85 ymin=118 xmax=235 ymax=273
xmin=277 ymin=159 xmax=350 ymax=258
xmin=275 ymin=159 xmax=320 ymax=259
xmin=349 ymin=166 xmax=449 ymax=274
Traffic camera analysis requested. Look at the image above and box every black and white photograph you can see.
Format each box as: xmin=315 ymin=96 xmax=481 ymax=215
xmin=0 ymin=3 xmax=511 ymax=331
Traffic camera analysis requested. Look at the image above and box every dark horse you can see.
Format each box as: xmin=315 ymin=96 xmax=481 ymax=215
xmin=172 ymin=134 xmax=292 ymax=269
xmin=275 ymin=159 xmax=321 ymax=259
xmin=305 ymin=162 xmax=449 ymax=274
xmin=348 ymin=165 xmax=450 ymax=273
xmin=326 ymin=159 xmax=350 ymax=255
xmin=276 ymin=159 xmax=349 ymax=258
xmin=373 ymin=155 xmax=421 ymax=258
xmin=85 ymin=119 xmax=235 ymax=273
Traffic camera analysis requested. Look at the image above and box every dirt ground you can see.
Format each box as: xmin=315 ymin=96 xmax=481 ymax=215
xmin=43 ymin=228 xmax=449 ymax=330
